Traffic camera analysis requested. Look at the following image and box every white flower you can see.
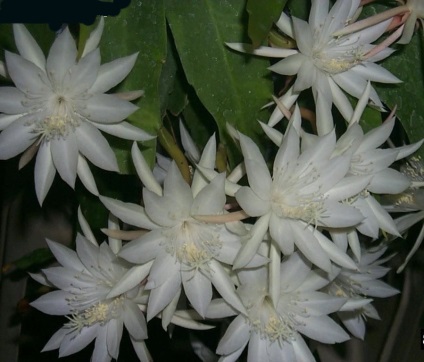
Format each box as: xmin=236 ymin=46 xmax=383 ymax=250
xmin=101 ymin=137 xmax=265 ymax=324
xmin=30 ymin=232 xmax=151 ymax=362
xmin=0 ymin=18 xmax=153 ymax=204
xmin=233 ymin=106 xmax=365 ymax=272
xmin=324 ymin=246 xmax=399 ymax=339
xmin=334 ymin=112 xmax=423 ymax=238
xmin=216 ymin=253 xmax=349 ymax=362
xmin=227 ymin=0 xmax=400 ymax=134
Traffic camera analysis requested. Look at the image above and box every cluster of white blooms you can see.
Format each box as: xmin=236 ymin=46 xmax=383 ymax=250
xmin=2 ymin=1 xmax=424 ymax=361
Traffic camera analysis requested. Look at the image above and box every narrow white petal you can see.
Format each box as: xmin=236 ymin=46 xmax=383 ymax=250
xmin=324 ymin=175 xmax=370 ymax=201
xmin=0 ymin=114 xmax=22 ymax=130
xmin=179 ymin=118 xmax=200 ymax=162
xmin=143 ymin=189 xmax=184 ymax=227
xmin=292 ymin=18 xmax=314 ymax=55
xmin=45 ymin=238 xmax=84 ymax=270
xmin=320 ymin=201 xmax=363 ymax=228
xmin=76 ymin=155 xmax=99 ymax=195
xmin=365 ymin=196 xmax=400 ymax=236
xmin=30 ymin=290 xmax=72 ymax=315
xmin=0 ymin=116 xmax=37 ymax=159
xmin=368 ymin=169 xmax=410 ymax=194
xmin=13 ymin=24 xmax=46 ymax=69
xmin=216 ymin=315 xmax=250 ymax=354
xmin=339 ymin=312 xmax=366 ymax=339
xmin=235 ymin=186 xmax=270 ymax=217
xmin=182 ymin=271 xmax=212 ymax=317
xmin=206 ymin=298 xmax=238 ymax=318
xmin=147 ymin=275 xmax=181 ymax=321
xmin=297 ymin=315 xmax=349 ymax=343
xmin=309 ymin=0 xmax=329 ymax=29
xmin=268 ymin=53 xmax=305 ymax=75
xmin=75 ymin=233 xmax=100 ymax=271
xmin=233 ymin=213 xmax=271 ymax=269
xmin=106 ymin=319 xmax=123 ymax=359
xmin=226 ymin=42 xmax=297 ymax=57
xmin=395 ymin=140 xmax=424 ymax=161
xmin=5 ymin=52 xmax=49 ymax=95
xmin=131 ymin=339 xmax=152 ymax=362
xmin=41 ymin=327 xmax=68 ymax=351
xmin=119 ymin=230 xmax=163 ymax=263
xmin=268 ymin=86 xmax=299 ymax=127
xmin=247 ymin=332 xmax=267 ymax=362
xmin=279 ymin=252 xmax=311 ymax=290
xmin=164 ymin=161 xmax=193 ymax=208
xmin=94 ymin=120 xmax=154 ymax=142
xmin=92 ymin=327 xmax=110 ymax=362
xmin=67 ymin=49 xmax=100 ymax=94
xmin=347 ymin=230 xmax=361 ymax=262
xmin=51 ymin=134 xmax=78 ymax=188
xmin=300 ymin=292 xmax=346 ymax=315
xmin=274 ymin=108 xmax=300 ymax=173
xmin=291 ymin=335 xmax=316 ymax=362
xmin=77 ymin=206 xmax=97 ymax=245
xmin=270 ymin=216 xmax=295 ymax=255
xmin=297 ymin=127 xmax=336 ymax=168
xmin=0 ymin=87 xmax=28 ymax=114
xmin=293 ymin=60 xmax=315 ymax=92
xmin=196 ymin=165 xmax=241 ymax=196
xmin=192 ymin=135 xmax=217 ymax=197
xmin=75 ymin=122 xmax=119 ymax=172
xmin=340 ymin=298 xmax=373 ymax=312
xmin=351 ymin=62 xmax=401 ymax=84
xmin=59 ymin=324 xmax=99 ymax=357
xmin=357 ymin=117 xmax=395 ymax=152
xmin=80 ymin=94 xmax=138 ymax=123
xmin=124 ymin=302 xmax=148 ymax=340
xmin=314 ymin=229 xmax=357 ymax=270
xmin=259 ymin=121 xmax=282 ymax=146
xmin=328 ymin=77 xmax=353 ymax=121
xmin=275 ymin=11 xmax=294 ymax=38
xmin=132 ymin=142 xmax=162 ymax=196
xmin=191 ymin=172 xmax=226 ymax=215
xmin=314 ymin=83 xmax=334 ymax=136
xmin=82 ymin=17 xmax=104 ymax=57
xmin=161 ymin=288 xmax=181 ymax=329
xmin=100 ymin=195 xmax=159 ymax=229
xmin=292 ymin=222 xmax=332 ymax=272
xmin=34 ymin=142 xmax=56 ymax=205
xmin=90 ymin=53 xmax=139 ymax=93
xmin=354 ymin=198 xmax=380 ymax=238
xmin=209 ymin=259 xmax=246 ymax=314
xmin=108 ymin=262 xmax=153 ymax=298
xmin=46 ymin=27 xmax=77 ymax=81
xmin=147 ymin=252 xmax=179 ymax=289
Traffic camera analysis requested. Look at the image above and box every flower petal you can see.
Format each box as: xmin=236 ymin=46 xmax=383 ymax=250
xmin=90 ymin=53 xmax=138 ymax=93
xmin=80 ymin=94 xmax=138 ymax=124
xmin=34 ymin=141 xmax=56 ymax=205
xmin=51 ymin=133 xmax=78 ymax=188
xmin=13 ymin=24 xmax=46 ymax=69
xmin=46 ymin=27 xmax=77 ymax=82
xmin=75 ymin=121 xmax=119 ymax=172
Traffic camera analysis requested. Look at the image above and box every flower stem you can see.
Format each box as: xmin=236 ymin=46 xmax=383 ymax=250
xmin=158 ymin=126 xmax=191 ymax=184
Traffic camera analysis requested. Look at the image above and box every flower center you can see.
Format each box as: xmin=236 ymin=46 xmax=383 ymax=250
xmin=32 ymin=94 xmax=81 ymax=141
xmin=312 ymin=47 xmax=363 ymax=74
xmin=65 ymin=296 xmax=125 ymax=332
xmin=164 ymin=220 xmax=222 ymax=271
xmin=246 ymin=294 xmax=308 ymax=343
